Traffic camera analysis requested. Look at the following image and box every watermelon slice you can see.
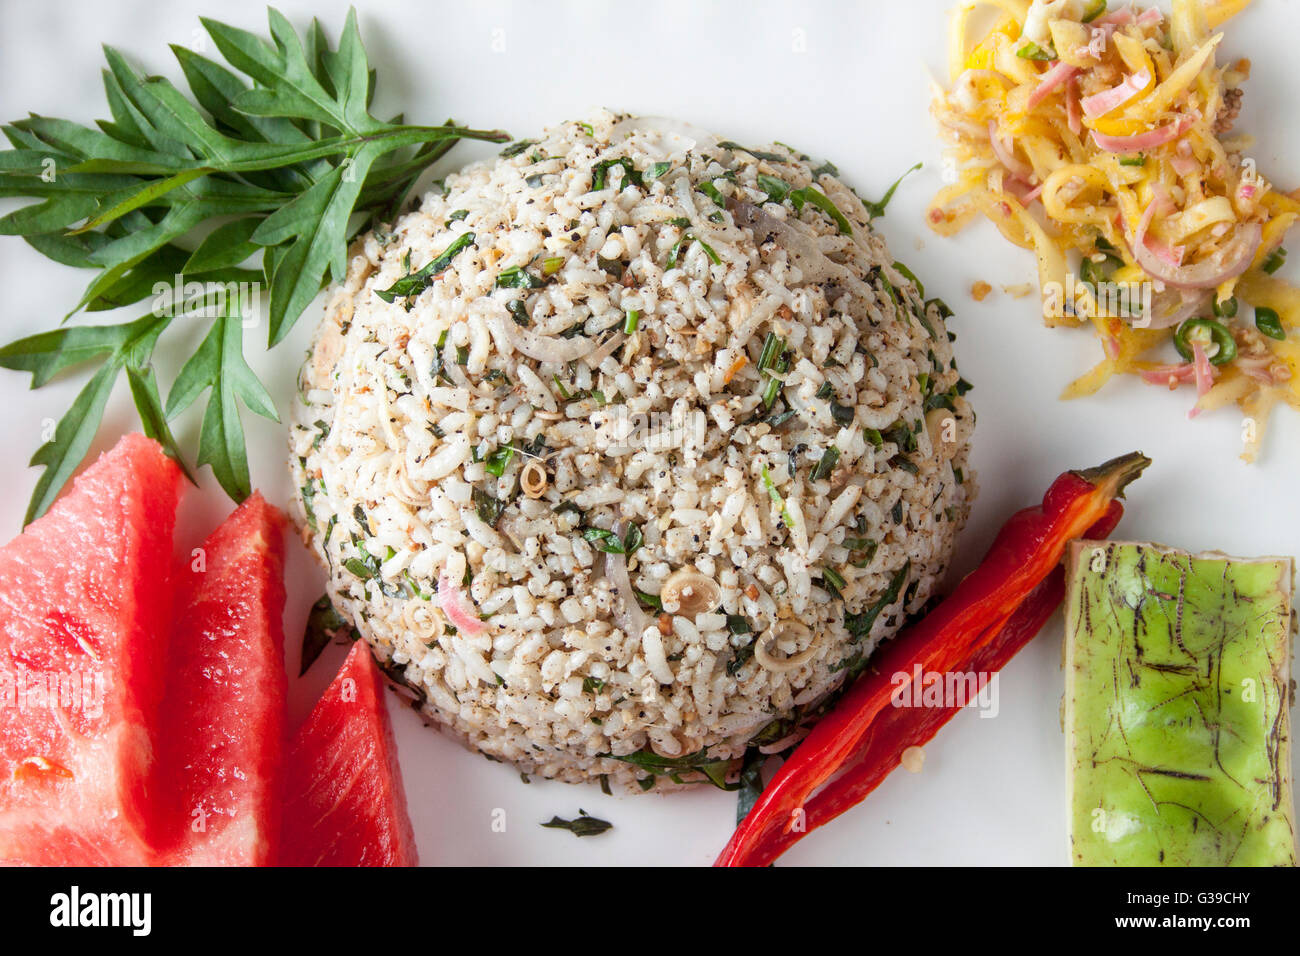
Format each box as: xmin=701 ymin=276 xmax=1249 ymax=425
xmin=154 ymin=492 xmax=288 ymax=866
xmin=0 ymin=435 xmax=182 ymax=865
xmin=281 ymin=642 xmax=418 ymax=866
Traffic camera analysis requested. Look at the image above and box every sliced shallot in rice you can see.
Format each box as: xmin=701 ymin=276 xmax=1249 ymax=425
xmin=727 ymin=198 xmax=874 ymax=312
xmin=491 ymin=315 xmax=603 ymax=363
xmin=754 ymin=622 xmax=821 ymax=673
xmin=582 ymin=329 xmax=629 ymax=369
xmin=660 ymin=569 xmax=722 ymax=617
xmin=605 ymin=520 xmax=649 ymax=641
xmin=438 ymin=570 xmax=485 ymax=635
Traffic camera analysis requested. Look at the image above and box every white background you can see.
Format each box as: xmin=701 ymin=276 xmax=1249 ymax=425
xmin=1 ymin=0 xmax=1297 ymax=865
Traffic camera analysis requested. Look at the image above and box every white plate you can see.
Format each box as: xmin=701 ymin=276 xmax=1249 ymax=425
xmin=1 ymin=0 xmax=1297 ymax=866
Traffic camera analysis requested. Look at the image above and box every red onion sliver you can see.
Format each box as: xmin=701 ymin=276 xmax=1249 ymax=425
xmin=1011 ymin=181 xmax=1045 ymax=204
xmin=1149 ymin=182 xmax=1176 ymax=217
xmin=1142 ymin=289 xmax=1212 ymax=330
xmin=988 ymin=120 xmax=1034 ymax=182
xmin=1066 ymin=77 xmax=1082 ymax=135
xmin=1091 ymin=115 xmax=1193 ymax=153
xmin=1189 ymin=342 xmax=1215 ymax=419
xmin=1140 ymin=364 xmax=1197 ymax=386
xmin=438 ymin=570 xmax=485 ymax=636
xmin=1128 ymin=199 xmax=1262 ymax=290
xmin=1081 ymin=69 xmax=1152 ymax=119
xmin=1095 ymin=9 xmax=1136 ymax=26
xmin=1027 ymin=62 xmax=1081 ymax=110
xmin=1170 ymin=154 xmax=1199 ymax=177
xmin=1145 ymin=237 xmax=1185 ymax=268
xmin=1237 ymin=355 xmax=1282 ymax=385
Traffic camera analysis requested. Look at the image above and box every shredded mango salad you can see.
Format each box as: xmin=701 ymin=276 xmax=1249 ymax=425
xmin=930 ymin=0 xmax=1300 ymax=460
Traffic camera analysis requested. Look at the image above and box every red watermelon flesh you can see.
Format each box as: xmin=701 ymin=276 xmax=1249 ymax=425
xmin=154 ymin=492 xmax=287 ymax=866
xmin=281 ymin=642 xmax=418 ymax=866
xmin=0 ymin=434 xmax=182 ymax=865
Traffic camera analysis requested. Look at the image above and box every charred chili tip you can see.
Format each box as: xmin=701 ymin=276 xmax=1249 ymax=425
xmin=1070 ymin=451 xmax=1151 ymax=499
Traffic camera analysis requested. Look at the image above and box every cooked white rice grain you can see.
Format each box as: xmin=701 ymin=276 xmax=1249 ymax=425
xmin=289 ymin=110 xmax=976 ymax=792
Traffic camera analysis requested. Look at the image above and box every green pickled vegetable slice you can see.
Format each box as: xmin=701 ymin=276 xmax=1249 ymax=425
xmin=1064 ymin=541 xmax=1296 ymax=866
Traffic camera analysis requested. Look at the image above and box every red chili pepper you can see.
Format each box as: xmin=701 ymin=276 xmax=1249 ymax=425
xmin=714 ymin=452 xmax=1149 ymax=867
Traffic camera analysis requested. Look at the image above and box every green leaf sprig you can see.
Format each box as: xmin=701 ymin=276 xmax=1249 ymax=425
xmin=540 ymin=810 xmax=613 ymax=838
xmin=860 ymin=161 xmax=923 ymax=219
xmin=0 ymin=7 xmax=508 ymax=521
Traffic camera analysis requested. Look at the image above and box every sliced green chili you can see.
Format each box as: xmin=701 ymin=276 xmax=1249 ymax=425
xmin=1173 ymin=318 xmax=1237 ymax=365
xmin=1255 ymin=306 xmax=1286 ymax=340
xmin=1211 ymin=296 xmax=1238 ymax=319
xmin=1082 ymin=0 xmax=1107 ymax=22
xmin=1016 ymin=40 xmax=1056 ymax=60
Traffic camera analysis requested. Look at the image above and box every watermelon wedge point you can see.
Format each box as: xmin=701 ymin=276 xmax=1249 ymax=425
xmin=154 ymin=491 xmax=288 ymax=866
xmin=281 ymin=642 xmax=419 ymax=867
